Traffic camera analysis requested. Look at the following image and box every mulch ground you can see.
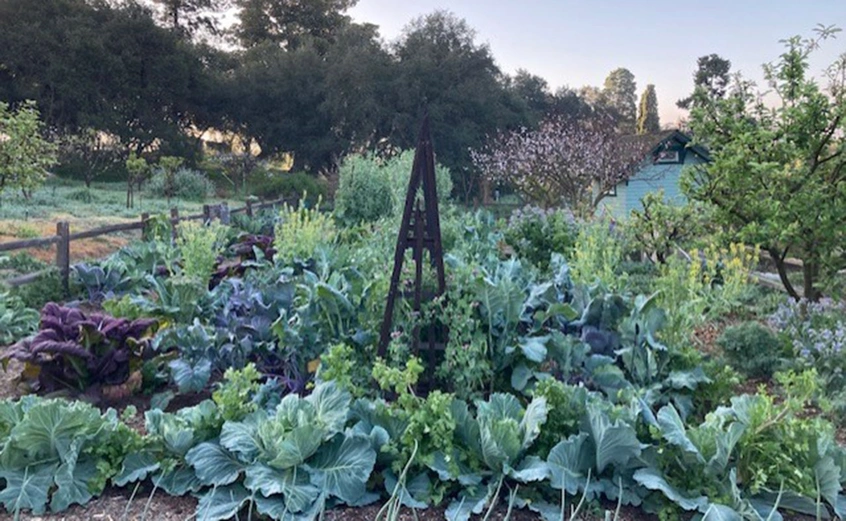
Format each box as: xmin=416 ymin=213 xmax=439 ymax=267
xmin=15 ymin=496 xmax=651 ymax=521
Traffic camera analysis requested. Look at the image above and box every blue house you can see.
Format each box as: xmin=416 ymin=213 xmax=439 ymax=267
xmin=596 ymin=130 xmax=710 ymax=219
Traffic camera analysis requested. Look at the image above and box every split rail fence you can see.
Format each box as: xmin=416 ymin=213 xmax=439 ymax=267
xmin=0 ymin=198 xmax=291 ymax=293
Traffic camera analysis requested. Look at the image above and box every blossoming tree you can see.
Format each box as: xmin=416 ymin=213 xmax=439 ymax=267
xmin=471 ymin=115 xmax=651 ymax=216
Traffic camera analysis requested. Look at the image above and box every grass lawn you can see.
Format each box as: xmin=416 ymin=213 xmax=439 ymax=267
xmin=0 ymin=178 xmax=245 ymax=265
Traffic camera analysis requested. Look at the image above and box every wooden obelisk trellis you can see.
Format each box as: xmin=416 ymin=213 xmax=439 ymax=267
xmin=379 ymin=115 xmax=447 ymax=389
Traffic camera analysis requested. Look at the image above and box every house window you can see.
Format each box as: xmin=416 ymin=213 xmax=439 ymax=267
xmin=654 ymin=150 xmax=680 ymax=164
xmin=603 ymin=184 xmax=617 ymax=197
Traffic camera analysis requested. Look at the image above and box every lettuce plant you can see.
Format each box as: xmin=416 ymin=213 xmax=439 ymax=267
xmin=4 ymin=303 xmax=156 ymax=392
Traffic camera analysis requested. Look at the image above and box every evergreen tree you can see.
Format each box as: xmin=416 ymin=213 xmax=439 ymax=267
xmin=677 ymin=54 xmax=731 ymax=109
xmin=636 ymin=84 xmax=660 ymax=134
xmin=602 ymin=68 xmax=637 ymax=129
xmin=150 ymin=0 xmax=232 ymax=38
xmin=234 ymin=0 xmax=358 ymax=49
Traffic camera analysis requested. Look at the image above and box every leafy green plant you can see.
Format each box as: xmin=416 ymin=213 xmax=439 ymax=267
xmin=180 ymin=381 xmax=377 ymax=521
xmin=504 ymin=206 xmax=577 ymax=271
xmin=432 ymin=393 xmax=550 ymax=521
xmin=569 ymin=217 xmax=627 ymax=291
xmin=433 ymin=290 xmax=491 ymax=400
xmin=0 ymin=292 xmax=38 ymax=346
xmin=531 ymin=379 xmax=589 ymax=458
xmin=0 ymin=397 xmax=141 ymax=516
xmin=177 ymin=221 xmax=228 ymax=285
xmin=274 ymin=195 xmax=336 ymax=265
xmin=72 ymin=262 xmax=134 ymax=303
xmin=115 ymin=400 xmax=222 ymax=497
xmin=153 ymin=320 xmax=220 ymax=394
xmin=212 ymin=363 xmax=261 ymax=422
xmin=317 ymin=343 xmax=372 ymax=397
xmin=134 ymin=274 xmax=212 ymax=324
xmin=368 ymin=356 xmax=457 ymax=476
xmin=718 ymin=322 xmax=784 ymax=378
xmin=635 ymin=370 xmax=842 ymax=521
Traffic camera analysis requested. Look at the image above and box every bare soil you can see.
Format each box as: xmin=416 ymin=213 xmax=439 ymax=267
xmin=13 ymin=499 xmax=653 ymax=521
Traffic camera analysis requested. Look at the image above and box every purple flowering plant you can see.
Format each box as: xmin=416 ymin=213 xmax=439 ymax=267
xmin=769 ymin=298 xmax=846 ymax=392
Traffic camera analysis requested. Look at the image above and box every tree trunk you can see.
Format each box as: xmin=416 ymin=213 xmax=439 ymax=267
xmin=126 ymin=177 xmax=134 ymax=209
xmin=803 ymin=260 xmax=821 ymax=301
xmin=769 ymin=247 xmax=800 ymax=300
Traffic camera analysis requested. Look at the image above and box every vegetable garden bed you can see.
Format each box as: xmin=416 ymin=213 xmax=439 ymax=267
xmin=1 ymin=201 xmax=844 ymax=521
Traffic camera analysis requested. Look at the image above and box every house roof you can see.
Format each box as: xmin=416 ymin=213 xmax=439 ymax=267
xmin=648 ymin=129 xmax=711 ymax=161
xmin=609 ymin=129 xmax=711 ymax=187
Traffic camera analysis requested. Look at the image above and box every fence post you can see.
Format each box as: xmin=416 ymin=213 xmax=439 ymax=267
xmin=170 ymin=208 xmax=179 ymax=241
xmin=56 ymin=221 xmax=70 ymax=296
xmin=140 ymin=212 xmax=149 ymax=240
xmin=219 ymin=202 xmax=230 ymax=224
xmin=203 ymin=205 xmax=211 ymax=224
xmin=245 ymin=199 xmax=253 ymax=218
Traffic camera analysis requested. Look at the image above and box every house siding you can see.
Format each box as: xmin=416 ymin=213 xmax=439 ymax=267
xmin=598 ymin=153 xmax=705 ymax=219
xmin=597 ymin=180 xmax=627 ymax=219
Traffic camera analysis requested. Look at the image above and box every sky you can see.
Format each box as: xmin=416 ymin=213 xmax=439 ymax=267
xmin=348 ymin=0 xmax=846 ymax=126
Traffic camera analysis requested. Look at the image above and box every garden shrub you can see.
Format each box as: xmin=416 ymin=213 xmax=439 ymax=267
xmin=335 ymin=151 xmax=452 ymax=224
xmin=274 ymin=196 xmax=336 ymax=264
xmin=717 ymin=321 xmax=783 ymax=378
xmin=627 ymin=190 xmax=707 ymax=264
xmin=569 ymin=216 xmax=627 ymax=290
xmin=503 ymin=205 xmax=577 ymax=271
xmin=249 ymin=169 xmax=326 ymax=202
xmin=335 ymin=154 xmax=394 ymax=223
xmin=7 ymin=269 xmax=69 ymax=309
xmin=146 ymin=167 xmax=213 ymax=201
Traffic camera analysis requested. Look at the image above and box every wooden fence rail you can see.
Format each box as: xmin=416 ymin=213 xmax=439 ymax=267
xmin=0 ymin=197 xmax=292 ymax=292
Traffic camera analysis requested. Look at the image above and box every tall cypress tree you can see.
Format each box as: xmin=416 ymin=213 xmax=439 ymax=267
xmin=636 ymin=84 xmax=660 ymax=134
